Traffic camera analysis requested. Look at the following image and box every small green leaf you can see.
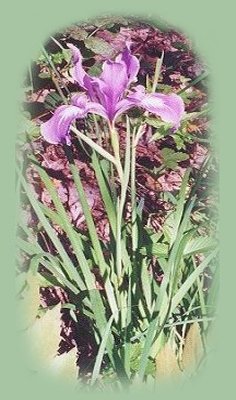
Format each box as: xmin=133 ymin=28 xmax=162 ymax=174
xmin=161 ymin=148 xmax=174 ymax=158
xmin=62 ymin=49 xmax=72 ymax=63
xmin=36 ymin=53 xmax=47 ymax=64
xmin=84 ymin=37 xmax=116 ymax=57
xmin=51 ymin=51 xmax=67 ymax=65
xmin=146 ymin=117 xmax=172 ymax=130
xmin=88 ymin=63 xmax=103 ymax=77
xmin=175 ymin=152 xmax=189 ymax=162
xmin=173 ymin=134 xmax=186 ymax=150
xmin=44 ymin=92 xmax=63 ymax=109
xmin=146 ymin=117 xmax=163 ymax=129
xmin=145 ymin=359 xmax=156 ymax=377
xmin=150 ymin=131 xmax=163 ymax=141
xmin=160 ymin=147 xmax=189 ymax=169
xmin=130 ymin=343 xmax=156 ymax=377
xmin=130 ymin=343 xmax=142 ymax=372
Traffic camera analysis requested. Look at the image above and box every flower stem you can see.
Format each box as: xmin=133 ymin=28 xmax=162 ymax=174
xmin=71 ymin=126 xmax=117 ymax=165
xmin=131 ymin=126 xmax=143 ymax=252
xmin=109 ymin=124 xmax=132 ymax=335
xmin=131 ymin=157 xmax=136 ymax=251
xmin=110 ymin=128 xmax=124 ymax=283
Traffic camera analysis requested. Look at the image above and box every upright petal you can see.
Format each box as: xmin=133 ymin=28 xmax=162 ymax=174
xmin=67 ymin=43 xmax=105 ymax=102
xmin=41 ymin=104 xmax=87 ymax=145
xmin=94 ymin=60 xmax=129 ymax=120
xmin=67 ymin=43 xmax=97 ymax=100
xmin=67 ymin=44 xmax=87 ymax=88
xmin=116 ymin=42 xmax=140 ymax=85
xmin=67 ymin=43 xmax=140 ymax=120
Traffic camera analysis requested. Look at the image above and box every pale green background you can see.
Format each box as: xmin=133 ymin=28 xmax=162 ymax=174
xmin=0 ymin=0 xmax=233 ymax=398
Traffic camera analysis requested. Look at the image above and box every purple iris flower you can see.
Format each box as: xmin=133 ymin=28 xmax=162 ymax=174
xmin=41 ymin=43 xmax=184 ymax=144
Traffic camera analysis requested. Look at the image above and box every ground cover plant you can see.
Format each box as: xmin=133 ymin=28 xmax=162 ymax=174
xmin=16 ymin=16 xmax=218 ymax=390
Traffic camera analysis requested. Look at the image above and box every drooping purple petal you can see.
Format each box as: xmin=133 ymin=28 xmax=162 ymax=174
xmin=41 ymin=104 xmax=87 ymax=145
xmin=41 ymin=93 xmax=111 ymax=144
xmin=141 ymin=93 xmax=185 ymax=129
xmin=151 ymin=93 xmax=185 ymax=123
xmin=128 ymin=88 xmax=185 ymax=129
xmin=115 ymin=42 xmax=140 ymax=85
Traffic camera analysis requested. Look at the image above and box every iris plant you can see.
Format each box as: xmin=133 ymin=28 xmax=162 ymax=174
xmin=41 ymin=43 xmax=184 ymax=145
xmin=38 ymin=42 xmax=189 ymax=379
xmin=40 ymin=42 xmax=185 ymax=331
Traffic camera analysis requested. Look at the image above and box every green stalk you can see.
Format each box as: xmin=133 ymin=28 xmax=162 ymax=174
xmin=110 ymin=127 xmax=124 ymax=182
xmin=131 ymin=124 xmax=144 ymax=252
xmin=116 ymin=197 xmax=122 ymax=282
xmin=131 ymin=127 xmax=138 ymax=253
xmin=71 ymin=126 xmax=117 ymax=166
xmin=109 ymin=122 xmax=131 ymax=337
xmin=109 ymin=127 xmax=124 ymax=283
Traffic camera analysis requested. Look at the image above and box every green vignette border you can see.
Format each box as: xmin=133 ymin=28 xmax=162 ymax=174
xmin=1 ymin=0 xmax=234 ymax=399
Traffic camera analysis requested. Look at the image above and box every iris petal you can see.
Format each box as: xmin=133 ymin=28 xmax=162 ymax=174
xmin=41 ymin=104 xmax=87 ymax=145
xmin=115 ymin=43 xmax=140 ymax=85
xmin=93 ymin=61 xmax=129 ymax=120
xmin=127 ymin=88 xmax=185 ymax=130
xmin=67 ymin=43 xmax=96 ymax=100
xmin=41 ymin=94 xmax=110 ymax=144
xmin=140 ymin=93 xmax=185 ymax=129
